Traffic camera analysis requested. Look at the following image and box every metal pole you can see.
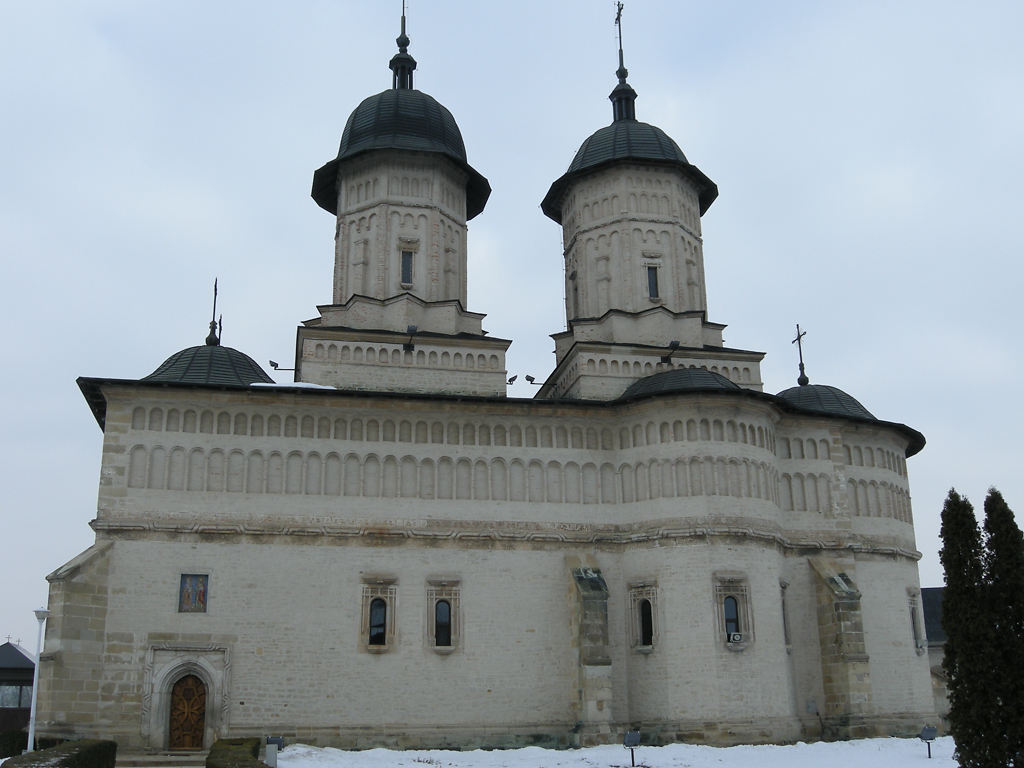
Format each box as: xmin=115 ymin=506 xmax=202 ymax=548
xmin=26 ymin=608 xmax=49 ymax=753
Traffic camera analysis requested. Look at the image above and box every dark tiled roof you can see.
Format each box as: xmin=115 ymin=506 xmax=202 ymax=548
xmin=922 ymin=586 xmax=946 ymax=645
xmin=542 ymin=120 xmax=718 ymax=222
xmin=568 ymin=121 xmax=689 ymax=172
xmin=142 ymin=345 xmax=274 ymax=387
xmin=312 ymin=89 xmax=490 ymax=219
xmin=0 ymin=642 xmax=34 ymax=669
xmin=775 ymin=383 xmax=876 ymax=421
xmin=620 ymin=367 xmax=741 ymax=401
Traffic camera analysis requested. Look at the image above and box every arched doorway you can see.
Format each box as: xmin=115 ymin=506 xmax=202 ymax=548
xmin=168 ymin=674 xmax=206 ymax=750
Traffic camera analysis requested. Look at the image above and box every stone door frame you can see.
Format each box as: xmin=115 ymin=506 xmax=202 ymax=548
xmin=142 ymin=644 xmax=230 ymax=750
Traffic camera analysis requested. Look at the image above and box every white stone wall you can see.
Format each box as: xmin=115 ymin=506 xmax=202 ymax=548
xmin=37 ymin=383 xmax=934 ymax=749
xmin=333 ymin=152 xmax=469 ymax=306
xmin=560 ymin=164 xmax=707 ymax=322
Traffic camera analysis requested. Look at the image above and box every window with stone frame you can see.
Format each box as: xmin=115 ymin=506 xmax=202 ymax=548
xmin=361 ymin=579 xmax=397 ymax=652
xmin=780 ymin=579 xmax=792 ymax=651
xmin=629 ymin=582 xmax=658 ymax=651
xmin=426 ymin=580 xmax=460 ymax=653
xmin=907 ymin=588 xmax=925 ymax=654
xmin=398 ymin=238 xmax=418 ymax=289
xmin=714 ymin=573 xmax=753 ymax=648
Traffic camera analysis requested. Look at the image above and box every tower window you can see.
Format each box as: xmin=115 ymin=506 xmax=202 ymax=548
xmin=401 ymin=250 xmax=414 ymax=286
xmin=647 ymin=266 xmax=659 ymax=299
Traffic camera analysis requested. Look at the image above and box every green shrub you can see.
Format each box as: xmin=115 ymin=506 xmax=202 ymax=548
xmin=1 ymin=739 xmax=116 ymax=767
xmin=0 ymin=730 xmax=28 ymax=759
xmin=206 ymin=737 xmax=269 ymax=768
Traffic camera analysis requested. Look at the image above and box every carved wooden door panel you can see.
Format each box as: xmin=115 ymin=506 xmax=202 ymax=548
xmin=169 ymin=675 xmax=206 ymax=750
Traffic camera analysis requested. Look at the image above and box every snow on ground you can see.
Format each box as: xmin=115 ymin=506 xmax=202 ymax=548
xmin=278 ymin=736 xmax=957 ymax=768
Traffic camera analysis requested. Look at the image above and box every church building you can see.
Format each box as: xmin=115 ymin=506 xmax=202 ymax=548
xmin=35 ymin=14 xmax=935 ymax=752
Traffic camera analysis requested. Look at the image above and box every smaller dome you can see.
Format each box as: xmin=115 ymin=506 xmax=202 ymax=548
xmin=620 ymin=367 xmax=740 ymax=401
xmin=775 ymin=384 xmax=876 ymax=421
xmin=143 ymin=345 xmax=275 ymax=388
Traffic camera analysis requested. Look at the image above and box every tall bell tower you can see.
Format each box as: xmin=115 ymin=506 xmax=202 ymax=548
xmin=299 ymin=13 xmax=510 ymax=397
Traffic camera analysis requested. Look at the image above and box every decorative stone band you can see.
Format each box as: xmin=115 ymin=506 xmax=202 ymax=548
xmin=90 ymin=517 xmax=921 ymax=560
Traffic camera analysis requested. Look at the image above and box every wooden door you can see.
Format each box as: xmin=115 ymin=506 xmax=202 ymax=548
xmin=169 ymin=674 xmax=206 ymax=750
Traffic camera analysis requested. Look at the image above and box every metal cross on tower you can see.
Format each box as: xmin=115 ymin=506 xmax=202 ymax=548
xmin=792 ymin=324 xmax=809 ymax=386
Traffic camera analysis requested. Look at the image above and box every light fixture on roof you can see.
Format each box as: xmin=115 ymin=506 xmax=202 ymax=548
xmin=507 ymin=375 xmax=517 ymax=385
xmin=269 ymin=360 xmax=295 ymax=371
xmin=404 ymin=325 xmax=418 ymax=352
xmin=525 ymin=375 xmax=542 ymax=385
xmin=660 ymin=340 xmax=680 ymax=364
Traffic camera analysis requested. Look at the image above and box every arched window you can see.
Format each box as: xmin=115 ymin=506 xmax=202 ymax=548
xmin=434 ymin=600 xmax=452 ymax=647
xmin=723 ymin=596 xmax=740 ymax=637
xmin=639 ymin=599 xmax=654 ymax=647
xmin=427 ymin=582 xmax=460 ymax=652
xmin=629 ymin=583 xmax=657 ymax=650
xmin=368 ymin=598 xmax=387 ymax=646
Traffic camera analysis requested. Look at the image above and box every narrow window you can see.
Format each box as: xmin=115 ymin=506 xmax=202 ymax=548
xmin=368 ymin=597 xmax=387 ymax=646
xmin=629 ymin=583 xmax=658 ymax=650
xmin=434 ymin=600 xmax=452 ymax=647
xmin=714 ymin=575 xmax=752 ymax=646
xmin=724 ymin=596 xmax=740 ymax=636
xmin=427 ymin=581 xmax=460 ymax=652
xmin=647 ymin=266 xmax=659 ymax=299
xmin=780 ymin=581 xmax=792 ymax=647
xmin=401 ymin=250 xmax=413 ymax=286
xmin=909 ymin=595 xmax=922 ymax=648
xmin=639 ymin=599 xmax=654 ymax=646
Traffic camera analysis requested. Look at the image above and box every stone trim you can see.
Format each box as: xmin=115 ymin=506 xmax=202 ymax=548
xmin=92 ymin=517 xmax=923 ymax=561
xmin=141 ymin=643 xmax=230 ymax=750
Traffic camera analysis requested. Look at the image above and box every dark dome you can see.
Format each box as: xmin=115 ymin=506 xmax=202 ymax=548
xmin=569 ymin=121 xmax=689 ymax=172
xmin=542 ymin=120 xmax=718 ymax=223
xmin=143 ymin=345 xmax=275 ymax=388
xmin=620 ymin=367 xmax=740 ymax=401
xmin=312 ymin=89 xmax=490 ymax=220
xmin=776 ymin=384 xmax=876 ymax=421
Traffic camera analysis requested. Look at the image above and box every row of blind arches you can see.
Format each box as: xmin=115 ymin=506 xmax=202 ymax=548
xmin=130 ymin=407 xmax=776 ymax=453
xmin=848 ymin=478 xmax=914 ymax=523
xmin=309 ymin=344 xmax=502 ymax=371
xmin=127 ymin=445 xmax=781 ymax=506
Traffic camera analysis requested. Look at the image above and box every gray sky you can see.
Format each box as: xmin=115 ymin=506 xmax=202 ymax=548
xmin=2 ymin=1 xmax=1022 ymax=646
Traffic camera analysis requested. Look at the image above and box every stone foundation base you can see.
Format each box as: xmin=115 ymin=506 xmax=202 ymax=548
xmin=40 ymin=710 xmax=939 ymax=752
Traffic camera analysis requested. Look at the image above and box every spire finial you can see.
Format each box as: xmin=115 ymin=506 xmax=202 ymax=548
xmin=390 ymin=1 xmax=416 ymax=89
xmin=609 ymin=2 xmax=637 ymax=122
xmin=792 ymin=324 xmax=809 ymax=386
xmin=615 ymin=2 xmax=627 ymax=83
xmin=206 ymin=278 xmax=221 ymax=346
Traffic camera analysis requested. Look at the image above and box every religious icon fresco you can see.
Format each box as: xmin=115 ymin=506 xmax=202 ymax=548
xmin=178 ymin=574 xmax=209 ymax=613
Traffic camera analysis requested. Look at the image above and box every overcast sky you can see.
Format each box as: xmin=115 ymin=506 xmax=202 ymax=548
xmin=2 ymin=1 xmax=1022 ymax=646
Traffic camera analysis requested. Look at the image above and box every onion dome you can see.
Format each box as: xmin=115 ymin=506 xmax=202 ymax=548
xmin=312 ymin=15 xmax=490 ymax=220
xmin=541 ymin=20 xmax=717 ymax=223
xmin=620 ymin=367 xmax=740 ymax=401
xmin=775 ymin=383 xmax=876 ymax=421
xmin=143 ymin=320 xmax=274 ymax=388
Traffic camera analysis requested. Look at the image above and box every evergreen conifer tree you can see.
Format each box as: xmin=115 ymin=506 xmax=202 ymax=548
xmin=939 ymin=488 xmax=994 ymax=768
xmin=982 ymin=488 xmax=1024 ymax=767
